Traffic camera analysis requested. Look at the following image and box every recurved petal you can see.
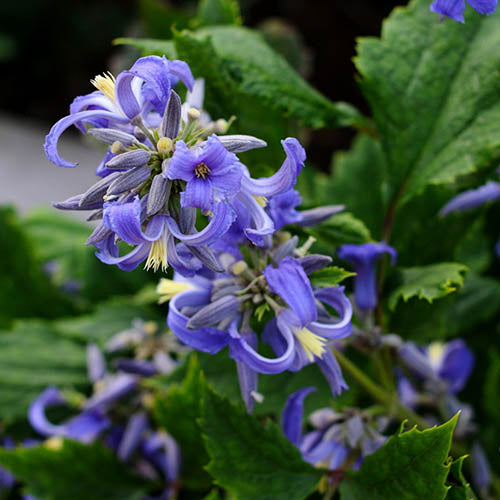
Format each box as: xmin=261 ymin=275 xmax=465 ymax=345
xmin=240 ymin=137 xmax=306 ymax=197
xmin=168 ymin=289 xmax=231 ymax=353
xmin=265 ymin=256 xmax=317 ymax=326
xmin=308 ymin=287 xmax=352 ymax=339
xmin=168 ymin=59 xmax=195 ymax=91
xmin=281 ymin=387 xmax=316 ymax=446
xmin=430 ymin=0 xmax=466 ymax=22
xmin=228 ymin=320 xmax=295 ymax=375
xmin=166 ymin=201 xmax=236 ymax=246
xmin=44 ymin=110 xmax=128 ymax=167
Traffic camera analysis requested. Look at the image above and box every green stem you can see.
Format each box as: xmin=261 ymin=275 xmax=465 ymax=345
xmin=333 ymin=348 xmax=427 ymax=428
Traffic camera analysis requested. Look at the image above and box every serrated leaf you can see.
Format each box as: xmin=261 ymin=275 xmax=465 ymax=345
xmin=0 ymin=320 xmax=88 ymax=422
xmin=340 ymin=415 xmax=458 ymax=500
xmin=356 ymin=0 xmax=500 ymax=207
xmin=154 ymin=356 xmax=211 ymax=490
xmin=388 ymin=263 xmax=468 ymax=311
xmin=445 ymin=456 xmax=476 ymax=500
xmin=116 ymin=25 xmax=361 ymax=128
xmin=201 ymin=385 xmax=321 ymax=500
xmin=0 ymin=440 xmax=150 ymax=500
xmin=309 ymin=266 xmax=355 ymax=287
xmin=196 ymin=0 xmax=241 ymax=26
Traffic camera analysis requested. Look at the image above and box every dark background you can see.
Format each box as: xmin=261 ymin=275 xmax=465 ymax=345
xmin=0 ymin=0 xmax=406 ymax=167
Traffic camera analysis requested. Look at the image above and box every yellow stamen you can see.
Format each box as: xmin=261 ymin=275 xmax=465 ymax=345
xmin=195 ymin=162 xmax=211 ymax=179
xmin=294 ymin=328 xmax=327 ymax=362
xmin=145 ymin=236 xmax=168 ymax=273
xmin=428 ymin=342 xmax=445 ymax=370
xmin=156 ymin=278 xmax=194 ymax=304
xmin=253 ymin=195 xmax=268 ymax=208
xmin=91 ymin=72 xmax=116 ymax=101
xmin=231 ymin=260 xmax=248 ymax=276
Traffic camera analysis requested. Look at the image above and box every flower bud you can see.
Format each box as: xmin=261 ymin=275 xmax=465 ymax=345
xmin=105 ymin=149 xmax=151 ymax=170
xmin=88 ymin=128 xmax=137 ymax=147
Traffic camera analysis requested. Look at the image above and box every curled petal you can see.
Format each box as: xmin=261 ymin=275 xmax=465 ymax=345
xmin=103 ymin=197 xmax=165 ymax=245
xmin=115 ymin=56 xmax=172 ymax=119
xmin=117 ymin=411 xmax=149 ymax=462
xmin=241 ymin=137 xmax=306 ymax=197
xmin=166 ymin=201 xmax=236 ymax=246
xmin=430 ymin=0 xmax=466 ymax=22
xmin=94 ymin=236 xmax=151 ymax=271
xmin=228 ymin=320 xmax=295 ymax=375
xmin=69 ymin=91 xmax=116 ymax=132
xmin=308 ymin=287 xmax=352 ymax=339
xmin=168 ymin=59 xmax=195 ymax=91
xmin=233 ymin=329 xmax=259 ymax=413
xmin=168 ymin=289 xmax=230 ymax=353
xmin=438 ymin=339 xmax=474 ymax=393
xmin=84 ymin=373 xmax=138 ymax=410
xmin=467 ymin=0 xmax=498 ymax=14
xmin=44 ymin=110 xmax=128 ymax=167
xmin=281 ymin=387 xmax=316 ymax=446
xmin=236 ymin=189 xmax=275 ymax=246
xmin=264 ymin=256 xmax=317 ymax=327
xmin=316 ymin=348 xmax=348 ymax=396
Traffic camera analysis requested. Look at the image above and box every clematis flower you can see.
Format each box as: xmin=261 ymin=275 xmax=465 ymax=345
xmin=337 ymin=242 xmax=397 ymax=311
xmin=430 ymin=0 xmax=497 ymax=22
xmin=282 ymin=387 xmax=386 ymax=470
xmin=45 ymin=56 xmax=193 ymax=168
xmin=28 ymin=387 xmax=110 ymax=443
xmin=165 ymin=135 xmax=242 ymax=212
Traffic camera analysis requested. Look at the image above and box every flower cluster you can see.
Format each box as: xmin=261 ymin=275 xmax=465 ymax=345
xmin=44 ymin=55 xmax=324 ymax=276
xmin=282 ymin=387 xmax=387 ymax=471
xmin=16 ymin=322 xmax=184 ymax=500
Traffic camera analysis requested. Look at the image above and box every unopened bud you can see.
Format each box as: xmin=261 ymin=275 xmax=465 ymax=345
xmin=157 ymin=137 xmax=173 ymax=155
xmin=187 ymin=108 xmax=201 ymax=122
xmin=45 ymin=437 xmax=63 ymax=451
xmin=111 ymin=141 xmax=126 ymax=154
xmin=105 ymin=149 xmax=151 ymax=170
xmin=231 ymin=260 xmax=248 ymax=276
xmin=215 ymin=119 xmax=230 ymax=134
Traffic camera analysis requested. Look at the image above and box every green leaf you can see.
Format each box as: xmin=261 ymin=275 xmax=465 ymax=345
xmin=0 ymin=440 xmax=150 ymax=500
xmin=329 ymin=134 xmax=389 ymax=238
xmin=305 ymin=212 xmax=372 ymax=250
xmin=201 ymin=386 xmax=321 ymax=500
xmin=356 ymin=0 xmax=500 ymax=206
xmin=117 ymin=26 xmax=361 ymax=128
xmin=114 ymin=37 xmax=177 ymax=58
xmin=196 ymin=0 xmax=241 ymax=26
xmin=445 ymin=456 xmax=476 ymax=500
xmin=0 ymin=206 xmax=72 ymax=327
xmin=53 ymin=297 xmax=161 ymax=345
xmin=388 ymin=263 xmax=468 ymax=311
xmin=445 ymin=274 xmax=500 ymax=334
xmin=0 ymin=320 xmax=87 ymax=422
xmin=340 ymin=415 xmax=458 ymax=500
xmin=154 ymin=356 xmax=211 ymax=490
xmin=22 ymin=209 xmax=152 ymax=305
xmin=309 ymin=266 xmax=356 ymax=288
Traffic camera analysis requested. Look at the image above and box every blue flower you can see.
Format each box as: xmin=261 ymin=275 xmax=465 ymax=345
xmin=28 ymin=386 xmax=110 ymax=443
xmin=45 ymin=55 xmax=194 ymax=168
xmin=282 ymin=388 xmax=386 ymax=470
xmin=166 ymin=135 xmax=242 ymax=212
xmin=430 ymin=0 xmax=497 ymax=22
xmin=337 ymin=242 xmax=397 ymax=311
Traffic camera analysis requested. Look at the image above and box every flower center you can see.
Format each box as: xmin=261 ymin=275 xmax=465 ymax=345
xmin=157 ymin=278 xmax=194 ymax=304
xmin=91 ymin=72 xmax=116 ymax=102
xmin=194 ymin=162 xmax=211 ymax=179
xmin=294 ymin=328 xmax=327 ymax=362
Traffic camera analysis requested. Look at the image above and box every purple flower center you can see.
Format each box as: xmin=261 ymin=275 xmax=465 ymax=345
xmin=195 ymin=162 xmax=211 ymax=179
